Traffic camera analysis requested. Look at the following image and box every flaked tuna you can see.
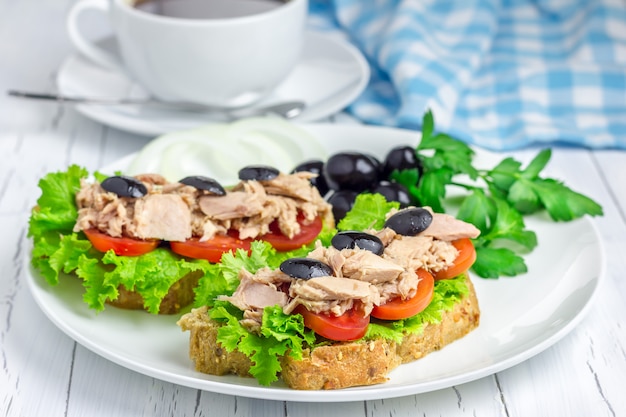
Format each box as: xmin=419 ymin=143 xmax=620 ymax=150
xmin=284 ymin=276 xmax=379 ymax=317
xmin=73 ymin=170 xmax=332 ymax=243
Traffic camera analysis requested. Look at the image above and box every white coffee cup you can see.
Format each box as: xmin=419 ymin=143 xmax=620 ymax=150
xmin=67 ymin=0 xmax=308 ymax=108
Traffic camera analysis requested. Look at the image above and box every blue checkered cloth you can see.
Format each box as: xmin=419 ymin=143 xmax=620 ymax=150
xmin=308 ymin=0 xmax=626 ymax=151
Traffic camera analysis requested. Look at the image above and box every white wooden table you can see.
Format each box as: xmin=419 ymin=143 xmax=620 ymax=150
xmin=2 ymin=1 xmax=625 ymax=416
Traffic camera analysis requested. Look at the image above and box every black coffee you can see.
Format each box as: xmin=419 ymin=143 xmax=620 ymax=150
xmin=134 ymin=0 xmax=285 ymax=19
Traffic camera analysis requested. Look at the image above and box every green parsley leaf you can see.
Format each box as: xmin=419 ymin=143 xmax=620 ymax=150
xmin=521 ymin=148 xmax=551 ymax=180
xmin=472 ymin=247 xmax=527 ymax=278
xmin=456 ymin=189 xmax=497 ymax=235
xmin=414 ymin=168 xmax=453 ymax=212
xmin=407 ymin=111 xmax=604 ymax=278
xmin=508 ymin=178 xmax=542 ymax=214
xmin=528 ymin=178 xmax=604 ymax=221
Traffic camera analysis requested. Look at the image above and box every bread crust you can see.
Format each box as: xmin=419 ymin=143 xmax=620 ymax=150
xmin=178 ymin=275 xmax=480 ymax=389
xmin=107 ymin=270 xmax=202 ymax=314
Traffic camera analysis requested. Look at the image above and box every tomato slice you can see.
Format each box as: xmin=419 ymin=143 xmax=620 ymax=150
xmin=156 ymin=214 xmax=323 ymax=262
xmin=260 ymin=215 xmax=323 ymax=251
xmin=294 ymin=304 xmax=370 ymax=341
xmin=83 ymin=228 xmax=160 ymax=256
xmin=433 ymin=238 xmax=477 ymax=280
xmin=170 ymin=231 xmax=252 ymax=263
xmin=371 ymin=269 xmax=434 ymax=320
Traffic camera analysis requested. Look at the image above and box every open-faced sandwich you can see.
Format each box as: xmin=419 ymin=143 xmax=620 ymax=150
xmin=28 ymin=165 xmax=333 ymax=314
xmin=177 ymin=194 xmax=481 ymax=389
xmin=28 ymin=112 xmax=604 ymax=391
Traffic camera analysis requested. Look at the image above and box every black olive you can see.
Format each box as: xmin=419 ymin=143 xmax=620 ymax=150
xmin=326 ymin=190 xmax=359 ymax=222
xmin=179 ymin=176 xmax=226 ymax=195
xmin=291 ymin=159 xmax=330 ymax=196
xmin=279 ymin=258 xmax=333 ymax=280
xmin=371 ymin=181 xmax=412 ymax=207
xmin=101 ymin=175 xmax=147 ymax=198
xmin=384 ymin=207 xmax=433 ymax=236
xmin=331 ymin=231 xmax=384 ymax=255
xmin=238 ymin=165 xmax=279 ymax=181
xmin=382 ymin=145 xmax=423 ymax=178
xmin=323 ymin=152 xmax=381 ymax=192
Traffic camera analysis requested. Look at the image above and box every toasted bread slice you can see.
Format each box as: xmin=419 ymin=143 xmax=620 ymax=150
xmin=178 ymin=275 xmax=480 ymax=389
xmin=107 ymin=270 xmax=202 ymax=314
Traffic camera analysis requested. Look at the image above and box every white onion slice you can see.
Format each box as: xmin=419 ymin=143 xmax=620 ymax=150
xmin=126 ymin=118 xmax=327 ymax=186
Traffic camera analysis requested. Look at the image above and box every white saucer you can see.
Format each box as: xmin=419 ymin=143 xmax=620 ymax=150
xmin=56 ymin=31 xmax=370 ymax=136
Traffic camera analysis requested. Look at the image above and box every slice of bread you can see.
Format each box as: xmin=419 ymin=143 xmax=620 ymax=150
xmin=107 ymin=270 xmax=202 ymax=314
xmin=178 ymin=275 xmax=480 ymax=389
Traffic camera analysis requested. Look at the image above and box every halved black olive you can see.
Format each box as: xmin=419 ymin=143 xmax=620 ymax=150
xmin=101 ymin=175 xmax=147 ymax=198
xmin=238 ymin=165 xmax=279 ymax=181
xmin=384 ymin=207 xmax=433 ymax=236
xmin=279 ymin=258 xmax=333 ymax=280
xmin=179 ymin=176 xmax=226 ymax=195
xmin=331 ymin=231 xmax=384 ymax=255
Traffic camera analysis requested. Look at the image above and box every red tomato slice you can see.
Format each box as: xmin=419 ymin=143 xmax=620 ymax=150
xmin=371 ymin=269 xmax=435 ymax=320
xmin=170 ymin=214 xmax=322 ymax=262
xmin=170 ymin=232 xmax=252 ymax=263
xmin=260 ymin=215 xmax=323 ymax=251
xmin=433 ymin=238 xmax=477 ymax=280
xmin=83 ymin=228 xmax=160 ymax=256
xmin=294 ymin=304 xmax=370 ymax=341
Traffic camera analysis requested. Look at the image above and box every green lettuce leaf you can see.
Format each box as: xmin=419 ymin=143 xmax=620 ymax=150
xmin=210 ymin=302 xmax=314 ymax=385
xmin=337 ymin=193 xmax=399 ymax=231
xmin=28 ymin=164 xmax=87 ymax=237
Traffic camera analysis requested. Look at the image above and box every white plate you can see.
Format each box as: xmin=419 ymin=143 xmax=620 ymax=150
xmin=25 ymin=124 xmax=605 ymax=402
xmin=56 ymin=31 xmax=370 ymax=136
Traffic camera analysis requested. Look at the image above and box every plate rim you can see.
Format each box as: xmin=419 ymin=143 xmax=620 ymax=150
xmin=25 ymin=123 xmax=606 ymax=402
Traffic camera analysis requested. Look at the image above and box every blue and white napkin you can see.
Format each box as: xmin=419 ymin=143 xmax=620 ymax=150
xmin=308 ymin=0 xmax=626 ymax=151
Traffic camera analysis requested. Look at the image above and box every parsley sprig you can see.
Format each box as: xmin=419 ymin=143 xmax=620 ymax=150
xmin=393 ymin=111 xmax=603 ymax=278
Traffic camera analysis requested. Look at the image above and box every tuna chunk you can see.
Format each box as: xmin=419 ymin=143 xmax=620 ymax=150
xmin=423 ymin=210 xmax=481 ymax=241
xmin=377 ymin=269 xmax=420 ymax=303
xmin=73 ymin=181 xmax=133 ymax=238
xmin=307 ymin=245 xmax=346 ymax=277
xmin=131 ymin=194 xmax=192 ymax=241
xmin=341 ymin=250 xmax=404 ymax=284
xmin=198 ymin=186 xmax=265 ymax=220
xmin=284 ymin=276 xmax=380 ymax=316
xmin=220 ymin=269 xmax=289 ymax=312
xmin=262 ymin=172 xmax=320 ymax=202
xmin=383 ymin=235 xmax=458 ymax=272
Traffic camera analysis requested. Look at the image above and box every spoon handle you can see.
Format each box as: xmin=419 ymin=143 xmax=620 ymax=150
xmin=6 ymin=89 xmax=305 ymax=119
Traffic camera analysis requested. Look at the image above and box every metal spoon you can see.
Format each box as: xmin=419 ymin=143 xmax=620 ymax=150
xmin=7 ymin=89 xmax=306 ymax=119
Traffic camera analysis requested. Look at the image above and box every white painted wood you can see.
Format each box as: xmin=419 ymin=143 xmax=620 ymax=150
xmin=1 ymin=1 xmax=626 ymax=416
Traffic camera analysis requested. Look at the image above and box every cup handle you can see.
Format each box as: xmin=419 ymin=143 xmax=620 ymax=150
xmin=67 ymin=0 xmax=122 ymax=71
